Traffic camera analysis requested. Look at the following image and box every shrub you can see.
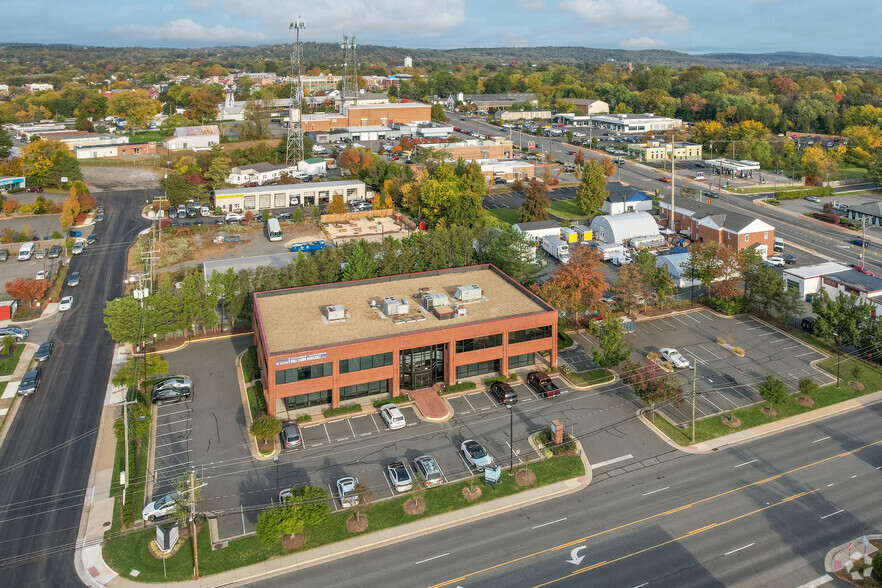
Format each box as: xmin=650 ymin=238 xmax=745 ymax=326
xmin=483 ymin=376 xmax=507 ymax=386
xmin=536 ymin=428 xmax=576 ymax=455
xmin=372 ymin=395 xmax=412 ymax=409
xmin=621 ymin=359 xmax=640 ymax=385
xmin=18 ymin=203 xmax=33 ymax=213
xmin=557 ymin=331 xmax=574 ymax=350
xmin=1 ymin=336 xmax=16 ymax=355
xmin=798 ymin=378 xmax=819 ymax=398
xmin=872 ymin=552 xmax=882 ymax=582
xmin=732 ymin=347 xmax=745 ymax=356
xmin=74 ymin=213 xmax=87 ymax=224
xmin=322 ymin=404 xmax=361 ymax=418
xmin=296 ymin=414 xmax=312 ymax=423
xmin=647 ymin=352 xmax=659 ymax=361
xmin=717 ymin=337 xmax=727 ymax=345
xmin=250 ymin=415 xmax=282 ymax=443
xmin=251 ymin=381 xmax=267 ymax=413
xmin=241 ymin=346 xmax=260 ymax=382
xmin=662 ymin=361 xmax=673 ymax=371
xmin=440 ymin=382 xmax=476 ymax=394
xmin=50 ymin=230 xmax=63 ymax=239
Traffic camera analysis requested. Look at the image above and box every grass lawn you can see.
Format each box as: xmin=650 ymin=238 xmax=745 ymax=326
xmin=246 ymin=386 xmax=260 ymax=420
xmin=106 ymin=397 xmax=152 ymax=535
xmin=567 ymin=368 xmax=614 ymax=387
xmin=486 ymin=208 xmax=519 ymax=226
xmin=0 ymin=344 xmax=26 ymax=376
xmin=547 ymin=199 xmax=585 ymax=220
xmin=652 ymin=355 xmax=882 ymax=446
xmin=131 ymin=130 xmax=168 ymax=143
xmin=838 ymin=165 xmax=868 ymax=180
xmin=103 ymin=455 xmax=584 ymax=582
xmin=732 ymin=186 xmax=800 ymax=194
xmin=241 ymin=346 xmax=259 ymax=383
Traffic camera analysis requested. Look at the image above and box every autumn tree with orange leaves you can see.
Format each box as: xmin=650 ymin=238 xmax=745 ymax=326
xmin=531 ymin=246 xmax=608 ymax=322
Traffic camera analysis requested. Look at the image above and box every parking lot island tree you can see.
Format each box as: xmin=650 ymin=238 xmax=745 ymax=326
xmin=256 ymin=485 xmax=332 ymax=547
xmin=111 ymin=355 xmax=169 ymax=390
xmin=759 ymin=374 xmax=788 ymax=415
xmin=249 ymin=415 xmax=281 ymax=450
xmin=591 ymin=316 xmax=633 ymax=369
xmin=348 ymin=482 xmax=375 ymax=531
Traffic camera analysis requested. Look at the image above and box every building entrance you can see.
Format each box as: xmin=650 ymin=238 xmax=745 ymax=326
xmin=400 ymin=344 xmax=445 ymax=390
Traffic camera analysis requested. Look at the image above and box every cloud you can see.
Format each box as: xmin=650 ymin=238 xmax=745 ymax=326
xmin=560 ymin=0 xmax=689 ymax=35
xmin=109 ymin=19 xmax=269 ymax=45
xmin=619 ymin=36 xmax=666 ymax=49
xmin=517 ymin=0 xmax=547 ymax=11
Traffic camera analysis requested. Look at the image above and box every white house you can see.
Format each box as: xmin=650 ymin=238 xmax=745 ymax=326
xmin=512 ymin=220 xmax=562 ymax=243
xmin=227 ymin=162 xmax=299 ymax=186
xmin=297 ymin=157 xmax=327 ymax=176
xmin=601 ymin=192 xmax=654 ymax=215
xmin=782 ymin=262 xmax=850 ymax=300
xmin=162 ymin=125 xmax=220 ymax=151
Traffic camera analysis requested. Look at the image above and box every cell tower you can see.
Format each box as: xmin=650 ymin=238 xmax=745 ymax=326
xmin=285 ymin=18 xmax=306 ymax=166
xmin=341 ymin=35 xmax=358 ymax=109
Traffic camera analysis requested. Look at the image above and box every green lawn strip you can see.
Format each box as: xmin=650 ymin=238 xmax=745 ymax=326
xmin=103 ymin=455 xmax=584 ymax=581
xmin=0 ymin=344 xmax=26 ymax=376
xmin=838 ymin=165 xmax=868 ymax=179
xmin=486 ymin=208 xmax=519 ymax=226
xmin=567 ymin=368 xmax=614 ymax=387
xmin=547 ymin=199 xmax=585 ymax=220
xmin=731 ymin=186 xmax=785 ymax=194
xmin=131 ymin=130 xmax=168 ymax=143
xmin=246 ymin=386 xmax=260 ymax=420
xmin=241 ymin=346 xmax=259 ymax=383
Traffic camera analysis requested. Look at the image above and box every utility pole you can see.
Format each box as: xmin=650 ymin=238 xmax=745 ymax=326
xmin=189 ymin=469 xmax=199 ymax=579
xmin=670 ymin=132 xmax=676 ymax=235
xmin=862 ymin=217 xmax=867 ymax=267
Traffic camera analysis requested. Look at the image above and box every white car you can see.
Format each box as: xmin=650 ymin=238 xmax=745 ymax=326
xmin=36 ymin=270 xmax=46 ymax=280
xmin=379 ymin=403 xmax=406 ymax=429
xmin=386 ymin=461 xmax=413 ymax=492
xmin=142 ymin=493 xmax=178 ymax=521
xmin=461 ymin=439 xmax=493 ymax=471
xmin=765 ymin=256 xmax=785 ymax=267
xmin=225 ymin=212 xmax=244 ymax=222
xmin=58 ymin=296 xmax=73 ymax=311
xmin=659 ymin=347 xmax=690 ymax=369
xmin=805 ymin=196 xmax=821 ymax=203
xmin=336 ymin=476 xmax=359 ymax=508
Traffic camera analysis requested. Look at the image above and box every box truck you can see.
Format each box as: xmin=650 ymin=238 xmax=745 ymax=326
xmin=542 ymin=236 xmax=570 ymax=264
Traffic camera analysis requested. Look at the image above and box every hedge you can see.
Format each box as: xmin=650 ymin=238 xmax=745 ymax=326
xmin=322 ymin=404 xmax=361 ymax=418
xmin=372 ymin=395 xmax=412 ymax=409
xmin=774 ymin=187 xmax=834 ymax=200
xmin=440 ymin=382 xmax=477 ymax=394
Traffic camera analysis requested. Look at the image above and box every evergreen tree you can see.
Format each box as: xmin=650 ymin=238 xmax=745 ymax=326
xmin=342 ymin=241 xmax=376 ymax=281
xmin=485 ymin=226 xmax=541 ymax=284
xmin=293 ymin=252 xmax=319 ymax=286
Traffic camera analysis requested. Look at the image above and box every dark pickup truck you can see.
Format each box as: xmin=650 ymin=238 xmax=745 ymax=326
xmin=527 ymin=371 xmax=560 ymax=398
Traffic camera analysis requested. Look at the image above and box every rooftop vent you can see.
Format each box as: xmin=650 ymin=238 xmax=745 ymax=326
xmin=382 ymin=296 xmax=409 ymax=316
xmin=325 ymin=305 xmax=347 ymax=321
xmin=432 ymin=305 xmax=455 ymax=321
xmin=454 ymin=285 xmax=482 ymax=302
xmin=422 ymin=292 xmax=449 ymax=310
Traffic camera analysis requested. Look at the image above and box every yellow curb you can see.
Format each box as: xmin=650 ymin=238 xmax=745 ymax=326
xmin=146 ymin=331 xmax=253 ymax=355
xmin=236 ymin=348 xmax=279 ymax=461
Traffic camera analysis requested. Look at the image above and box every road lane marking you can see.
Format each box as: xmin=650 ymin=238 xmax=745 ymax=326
xmin=733 ymin=459 xmax=757 ymax=468
xmin=415 ymin=553 xmax=449 ymax=565
xmin=812 ymin=436 xmax=831 ymax=443
xmin=633 ymin=583 xmax=648 ymax=588
xmin=348 ymin=419 xmax=356 ymax=438
xmin=532 ymin=518 xmax=567 ymax=530
xmin=592 ymin=454 xmax=634 ymax=469
xmin=642 ymin=486 xmax=669 ymax=496
xmin=796 ymin=574 xmax=833 ymax=588
xmin=724 ymin=542 xmax=754 ymax=555
xmin=820 ymin=509 xmax=843 ymax=519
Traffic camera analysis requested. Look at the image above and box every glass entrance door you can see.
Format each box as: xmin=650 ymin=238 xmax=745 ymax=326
xmin=400 ymin=344 xmax=445 ymax=390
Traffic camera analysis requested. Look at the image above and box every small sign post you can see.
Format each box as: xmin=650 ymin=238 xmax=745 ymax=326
xmin=484 ymin=465 xmax=501 ymax=489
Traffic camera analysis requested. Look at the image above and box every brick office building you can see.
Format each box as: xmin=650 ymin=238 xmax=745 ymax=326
xmin=252 ymin=265 xmax=558 ymax=418
xmin=658 ymin=197 xmax=775 ymax=253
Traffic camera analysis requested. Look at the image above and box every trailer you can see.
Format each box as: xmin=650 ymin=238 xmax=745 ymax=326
xmin=541 ymin=236 xmax=570 ymax=264
xmin=595 ymin=242 xmax=625 ymax=261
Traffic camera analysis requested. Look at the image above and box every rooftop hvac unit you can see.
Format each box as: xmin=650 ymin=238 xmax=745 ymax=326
xmin=382 ymin=296 xmax=409 ymax=316
xmin=422 ymin=292 xmax=449 ymax=310
xmin=325 ymin=305 xmax=346 ymax=321
xmin=454 ymin=285 xmax=482 ymax=302
xmin=454 ymin=305 xmax=467 ymax=317
xmin=433 ymin=305 xmax=455 ymax=320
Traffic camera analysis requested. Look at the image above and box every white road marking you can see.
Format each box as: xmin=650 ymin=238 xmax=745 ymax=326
xmin=697 ymin=344 xmax=722 ymax=360
xmin=724 ymin=543 xmax=755 ymax=556
xmin=795 ymin=575 xmax=833 ymax=588
xmin=812 ymin=436 xmax=830 ymax=443
xmin=463 ymin=395 xmax=476 ymax=412
xmin=348 ymin=419 xmax=356 ymax=438
xmin=682 ymin=313 xmax=701 ymax=323
xmin=795 ymin=351 xmax=818 ymax=358
xmin=756 ymin=332 xmax=776 ymax=337
xmin=633 ymin=583 xmax=649 ymax=588
xmin=371 ymin=414 xmax=381 ymax=433
xmin=323 ymin=423 xmax=331 ymax=443
xmin=733 ymin=459 xmax=757 ymax=468
xmin=642 ymin=486 xmax=669 ymax=496
xmin=414 ymin=553 xmax=450 ymax=565
xmin=532 ymin=517 xmax=567 ymax=530
xmin=820 ymin=509 xmax=844 ymax=519
xmin=592 ymin=454 xmax=634 ymax=469
xmin=505 ymin=441 xmax=523 ymax=464
xmin=781 ymin=344 xmax=803 ymax=351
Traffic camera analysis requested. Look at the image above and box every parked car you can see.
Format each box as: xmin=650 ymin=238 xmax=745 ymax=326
xmin=801 ymin=316 xmax=816 ymax=333
xmin=34 ymin=341 xmax=54 ymax=362
xmin=142 ymin=493 xmax=179 ymax=521
xmin=782 ymin=254 xmax=797 ymax=264
xmin=17 ymin=368 xmax=42 ymax=396
xmin=35 ymin=270 xmax=46 ymax=281
xmin=659 ymin=348 xmax=690 ymax=369
xmin=336 ymin=476 xmax=359 ymax=508
xmin=71 ymin=241 xmax=85 ymax=255
xmin=225 ymin=212 xmax=245 ymax=222
xmin=850 ymin=239 xmax=871 ymax=248
xmin=151 ymin=376 xmax=193 ymax=404
xmin=527 ymin=371 xmax=561 ymax=398
xmin=0 ymin=249 xmax=7 ymax=262
xmin=386 ymin=461 xmax=413 ymax=492
xmin=25 ymin=186 xmax=43 ymax=193
xmin=460 ymin=439 xmax=492 ymax=471
xmin=493 ymin=177 xmax=507 ymax=185
xmin=0 ymin=327 xmax=28 ymax=340
xmin=765 ymin=256 xmax=785 ymax=267
xmin=47 ymin=245 xmax=61 ymax=258
xmin=850 ymin=264 xmax=875 ymax=276
xmin=85 ymin=234 xmax=97 ymax=246
xmin=35 ymin=248 xmax=44 ymax=259
xmin=58 ymin=296 xmax=73 ymax=311
xmin=805 ymin=196 xmax=821 ymax=203
xmin=279 ymin=421 xmax=302 ymax=449
xmin=489 ymin=381 xmax=518 ymax=405
xmin=95 ymin=213 xmax=105 ymax=222
xmin=413 ymin=455 xmax=443 ymax=487
xmin=379 ymin=403 xmax=406 ymax=429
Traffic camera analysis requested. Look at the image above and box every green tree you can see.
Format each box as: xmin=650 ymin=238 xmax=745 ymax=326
xmin=204 ymin=154 xmax=232 ymax=188
xmin=517 ymin=178 xmax=550 ymax=223
xmin=326 ymin=193 xmax=347 ymax=214
xmin=759 ymin=374 xmax=788 ymax=409
xmin=775 ymin=288 xmax=804 ymax=326
xmin=342 ymin=240 xmax=376 ymax=281
xmin=0 ymin=335 xmax=15 ymax=355
xmin=797 ymin=378 xmax=819 ymax=404
xmin=591 ymin=316 xmax=632 ymax=369
xmin=0 ymin=128 xmax=12 ymax=160
xmin=482 ymin=226 xmax=540 ymax=285
xmin=748 ymin=266 xmax=783 ymax=315
xmin=292 ymin=207 xmax=306 ymax=223
xmin=241 ymin=97 xmax=272 ymax=140
xmin=294 ymin=252 xmax=319 ymax=286
xmin=107 ymin=89 xmax=161 ymax=130
xmin=430 ymin=103 xmax=446 ymax=123
xmin=868 ymin=150 xmax=882 ymax=187
xmin=111 ymin=355 xmax=169 ymax=389
xmin=282 ymin=485 xmax=331 ymax=532
xmin=250 ymin=415 xmax=282 ymax=444
xmin=161 ymin=171 xmax=191 ymax=206
xmin=575 ymin=159 xmax=608 ymax=216
xmin=812 ymin=289 xmax=871 ymax=347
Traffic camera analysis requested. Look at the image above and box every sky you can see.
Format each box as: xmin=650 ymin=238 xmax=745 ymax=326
xmin=4 ymin=0 xmax=880 ymax=57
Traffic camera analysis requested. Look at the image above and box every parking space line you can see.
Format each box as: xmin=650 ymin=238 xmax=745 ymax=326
xmin=697 ymin=345 xmax=722 ymax=360
xmin=795 ymin=351 xmax=818 ymax=358
xmin=155 ymin=426 xmax=191 ymax=437
xmin=681 ymin=313 xmax=701 ymax=323
xmin=371 ymin=414 xmax=381 ymax=433
xmin=672 ymin=316 xmax=690 ymax=327
xmin=463 ymin=395 xmax=476 ymax=412
xmin=157 ymin=407 xmax=191 ymax=418
xmin=702 ymin=394 xmax=725 ymax=413
xmin=745 ymin=325 xmax=765 ymax=331
xmin=504 ymin=441 xmax=523 ymax=464
xmin=320 ymin=424 xmax=330 ymax=443
xmin=756 ymin=332 xmax=776 ymax=337
xmin=348 ymin=419 xmax=356 ymax=438
xmin=154 ymin=439 xmax=191 ymax=450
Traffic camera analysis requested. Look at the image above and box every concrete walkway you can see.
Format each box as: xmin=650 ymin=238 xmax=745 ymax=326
xmin=410 ymin=385 xmax=452 ymax=421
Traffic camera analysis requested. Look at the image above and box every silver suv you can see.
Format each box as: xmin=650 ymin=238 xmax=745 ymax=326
xmin=0 ymin=327 xmax=29 ymax=340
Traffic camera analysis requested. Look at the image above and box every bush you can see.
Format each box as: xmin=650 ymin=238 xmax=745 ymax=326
xmin=250 ymin=415 xmax=282 ymax=443
xmin=557 ymin=331 xmax=573 ymax=350
xmin=74 ymin=213 xmax=87 ymax=224
xmin=50 ymin=230 xmax=63 ymax=239
xmin=732 ymin=347 xmax=745 ymax=356
xmin=372 ymin=395 xmax=412 ymax=409
xmin=322 ymin=404 xmax=361 ymax=418
xmin=440 ymin=382 xmax=477 ymax=394
xmin=296 ymin=414 xmax=312 ymax=423
xmin=484 ymin=376 xmax=507 ymax=386
xmin=251 ymin=381 xmax=266 ymax=413
xmin=241 ymin=346 xmax=260 ymax=382
xmin=536 ymin=428 xmax=576 ymax=455
xmin=707 ymin=296 xmax=750 ymax=315
xmin=872 ymin=552 xmax=882 ymax=581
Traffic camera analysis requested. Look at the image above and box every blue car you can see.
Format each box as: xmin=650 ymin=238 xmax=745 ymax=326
xmin=850 ymin=239 xmax=871 ymax=248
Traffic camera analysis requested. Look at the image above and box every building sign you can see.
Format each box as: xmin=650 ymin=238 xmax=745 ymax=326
xmin=484 ymin=465 xmax=501 ymax=485
xmin=276 ymin=352 xmax=327 ymax=367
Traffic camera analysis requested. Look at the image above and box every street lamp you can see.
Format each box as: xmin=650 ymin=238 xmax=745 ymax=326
xmin=273 ymin=456 xmax=280 ymax=501
xmin=833 ymin=332 xmax=841 ymax=387
xmin=506 ymin=403 xmax=514 ymax=475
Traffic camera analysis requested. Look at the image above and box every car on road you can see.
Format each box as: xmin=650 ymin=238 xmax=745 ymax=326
xmin=86 ymin=234 xmax=97 ymax=246
xmin=850 ymin=264 xmax=875 ymax=276
xmin=71 ymin=241 xmax=85 ymax=255
xmin=34 ymin=341 xmax=54 ymax=362
xmin=765 ymin=256 xmax=785 ymax=267
xmin=489 ymin=381 xmax=518 ymax=405
xmin=413 ymin=455 xmax=443 ymax=488
xmin=279 ymin=421 xmax=302 ymax=449
xmin=782 ymin=254 xmax=797 ymax=264
xmin=17 ymin=368 xmax=42 ymax=396
xmin=25 ymin=186 xmax=43 ymax=193
xmin=337 ymin=476 xmax=359 ymax=508
xmin=35 ymin=270 xmax=46 ymax=280
xmin=694 ymin=161 xmax=706 ymax=168
xmin=95 ymin=213 xmax=104 ymax=222
xmin=805 ymin=196 xmax=821 ymax=203
xmin=659 ymin=348 xmax=690 ymax=369
xmin=58 ymin=296 xmax=73 ymax=311
xmin=142 ymin=493 xmax=179 ymax=521
xmin=386 ymin=461 xmax=413 ymax=492
xmin=527 ymin=371 xmax=561 ymax=397
xmin=0 ymin=327 xmax=28 ymax=340
xmin=379 ymin=403 xmax=406 ymax=429
xmin=47 ymin=245 xmax=61 ymax=258
xmin=567 ymin=151 xmax=577 ymax=156
xmin=659 ymin=177 xmax=671 ymax=183
xmin=0 ymin=249 xmax=7 ymax=262
xmin=151 ymin=376 xmax=193 ymax=404
xmin=850 ymin=239 xmax=871 ymax=248
xmin=461 ymin=439 xmax=492 ymax=471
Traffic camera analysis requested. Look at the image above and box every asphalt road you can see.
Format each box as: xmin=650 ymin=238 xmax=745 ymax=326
xmin=251 ymin=401 xmax=882 ymax=588
xmin=0 ymin=190 xmax=151 ymax=584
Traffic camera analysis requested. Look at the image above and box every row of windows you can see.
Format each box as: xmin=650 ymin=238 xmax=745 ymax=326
xmin=275 ymin=362 xmax=333 ymax=385
xmin=508 ymin=325 xmax=553 ymax=344
xmin=456 ymin=359 xmax=500 ymax=379
xmin=282 ymin=389 xmax=332 ymax=410
xmin=340 ymin=379 xmax=389 ymax=401
xmin=340 ymin=352 xmax=393 ymax=374
xmin=455 ymin=334 xmax=502 ymax=354
xmin=508 ymin=353 xmax=535 ymax=369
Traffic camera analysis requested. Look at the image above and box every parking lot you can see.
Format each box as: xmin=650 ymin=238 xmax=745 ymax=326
xmin=299 ymin=406 xmax=423 ymax=449
xmin=151 ymin=398 xmax=193 ymax=498
xmin=622 ymin=309 xmax=831 ymax=426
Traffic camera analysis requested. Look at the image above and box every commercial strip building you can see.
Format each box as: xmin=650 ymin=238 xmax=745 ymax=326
xmin=446 ymin=92 xmax=538 ymax=111
xmin=416 ymin=139 xmax=514 ymax=160
xmin=627 ymin=141 xmax=703 ymax=162
xmin=300 ymin=102 xmax=431 ymax=132
xmin=0 ymin=177 xmax=26 ymax=193
xmin=782 ymin=262 xmax=849 ymax=300
xmin=73 ymin=141 xmax=157 ymax=159
xmin=213 ymin=179 xmax=366 ymax=212
xmin=475 ymin=159 xmax=535 ymax=182
xmin=589 ymin=113 xmax=682 ymax=134
xmin=820 ymin=270 xmax=882 ymax=315
xmin=657 ymin=197 xmax=775 ymax=254
xmin=705 ymin=158 xmax=761 ymax=179
xmin=162 ymin=125 xmax=220 ymax=151
xmin=558 ymin=98 xmax=610 ymax=115
xmin=252 ymin=265 xmax=558 ymax=416
xmin=492 ymin=110 xmax=553 ymax=122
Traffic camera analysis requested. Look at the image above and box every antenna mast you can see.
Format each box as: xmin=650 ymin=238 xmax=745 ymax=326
xmin=285 ymin=18 xmax=306 ymax=166
xmin=341 ymin=35 xmax=358 ymax=109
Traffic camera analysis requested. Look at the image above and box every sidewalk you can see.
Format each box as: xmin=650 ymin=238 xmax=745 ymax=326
xmin=0 ymin=343 xmax=37 ymax=445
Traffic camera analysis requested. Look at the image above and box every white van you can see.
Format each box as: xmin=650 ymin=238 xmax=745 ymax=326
xmin=18 ymin=242 xmax=35 ymax=261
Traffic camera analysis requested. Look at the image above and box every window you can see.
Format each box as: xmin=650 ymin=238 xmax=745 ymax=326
xmin=509 ymin=353 xmax=535 ymax=369
xmin=282 ymin=389 xmax=331 ymax=410
xmin=456 ymin=334 xmax=502 ymax=353
xmin=340 ymin=379 xmax=389 ymax=401
xmin=456 ymin=359 xmax=500 ymax=379
xmin=764 ymin=232 xmax=768 ymax=239
xmin=340 ymin=352 xmax=393 ymax=374
xmin=508 ymin=325 xmax=552 ymax=344
xmin=744 ymin=234 xmax=749 ymax=242
xmin=276 ymin=362 xmax=332 ymax=385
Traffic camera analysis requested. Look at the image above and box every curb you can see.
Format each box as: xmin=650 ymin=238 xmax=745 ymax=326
xmin=236 ymin=348 xmax=279 ymax=462
xmin=147 ymin=331 xmax=253 ymax=356
xmin=824 ymin=534 xmax=881 ymax=574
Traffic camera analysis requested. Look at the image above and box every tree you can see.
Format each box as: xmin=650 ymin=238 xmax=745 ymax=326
xmin=591 ymin=316 xmax=632 ymax=369
xmin=1 ymin=335 xmax=15 ymax=355
xmin=5 ymin=277 xmax=50 ymax=307
xmin=759 ymin=374 xmax=788 ymax=410
xmin=350 ymin=482 xmax=375 ymax=522
xmin=775 ymin=288 xmax=804 ymax=326
xmin=600 ymin=156 xmax=616 ymax=178
xmin=107 ymin=89 xmax=160 ymax=130
xmin=250 ymin=415 xmax=282 ymax=445
xmin=430 ymin=103 xmax=446 ymax=123
xmin=575 ymin=159 xmax=608 ymax=216
xmin=2 ymin=200 xmax=19 ymax=215
xmin=185 ymin=90 xmax=220 ymax=122
xmin=517 ymin=178 xmax=550 ymax=223
xmin=204 ymin=154 xmax=232 ymax=187
xmin=868 ymin=150 xmax=882 ymax=187
xmin=632 ymin=361 xmax=683 ymax=419
xmin=797 ymin=378 xmax=819 ymax=405
xmin=160 ymin=171 xmax=191 ymax=206
xmin=21 ymin=139 xmax=82 ymax=188
xmin=482 ymin=226 xmax=540 ymax=285
xmin=573 ymin=150 xmax=584 ymax=167
xmin=342 ymin=240 xmax=376 ymax=281
xmin=531 ymin=246 xmax=607 ymax=319
xmin=611 ymin=262 xmax=648 ymax=315
xmin=0 ymin=128 xmax=12 ymax=160
xmin=241 ymin=97 xmax=272 ymax=140
xmin=111 ymin=355 xmax=170 ymax=389
xmin=292 ymin=207 xmax=306 ymax=223
xmin=812 ymin=289 xmax=871 ymax=348
xmin=747 ymin=265 xmax=782 ymax=314
xmin=326 ymin=193 xmax=347 ymax=214
xmin=256 ymin=484 xmax=331 ymax=544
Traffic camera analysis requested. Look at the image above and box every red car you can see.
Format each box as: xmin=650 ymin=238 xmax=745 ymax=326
xmin=568 ymin=151 xmax=577 ymax=156
xmin=850 ymin=264 xmax=875 ymax=276
xmin=26 ymin=187 xmax=43 ymax=193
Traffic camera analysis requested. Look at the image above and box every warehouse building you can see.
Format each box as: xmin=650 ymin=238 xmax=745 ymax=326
xmin=252 ymin=265 xmax=558 ymax=416
xmin=589 ymin=212 xmax=663 ymax=246
xmin=590 ymin=113 xmax=682 ymax=134
xmin=213 ymin=180 xmax=366 ymax=212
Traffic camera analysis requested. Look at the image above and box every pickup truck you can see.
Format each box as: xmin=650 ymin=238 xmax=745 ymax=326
xmin=527 ymin=371 xmax=561 ymax=398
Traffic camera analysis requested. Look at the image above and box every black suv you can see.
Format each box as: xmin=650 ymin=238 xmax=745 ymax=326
xmin=489 ymin=381 xmax=518 ymax=405
xmin=18 ymin=368 xmax=42 ymax=396
xmin=47 ymin=245 xmax=62 ymax=258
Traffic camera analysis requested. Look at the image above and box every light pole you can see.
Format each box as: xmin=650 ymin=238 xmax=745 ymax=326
xmin=834 ymin=332 xmax=841 ymax=387
xmin=506 ymin=403 xmax=514 ymax=474
xmin=273 ymin=456 xmax=280 ymax=501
